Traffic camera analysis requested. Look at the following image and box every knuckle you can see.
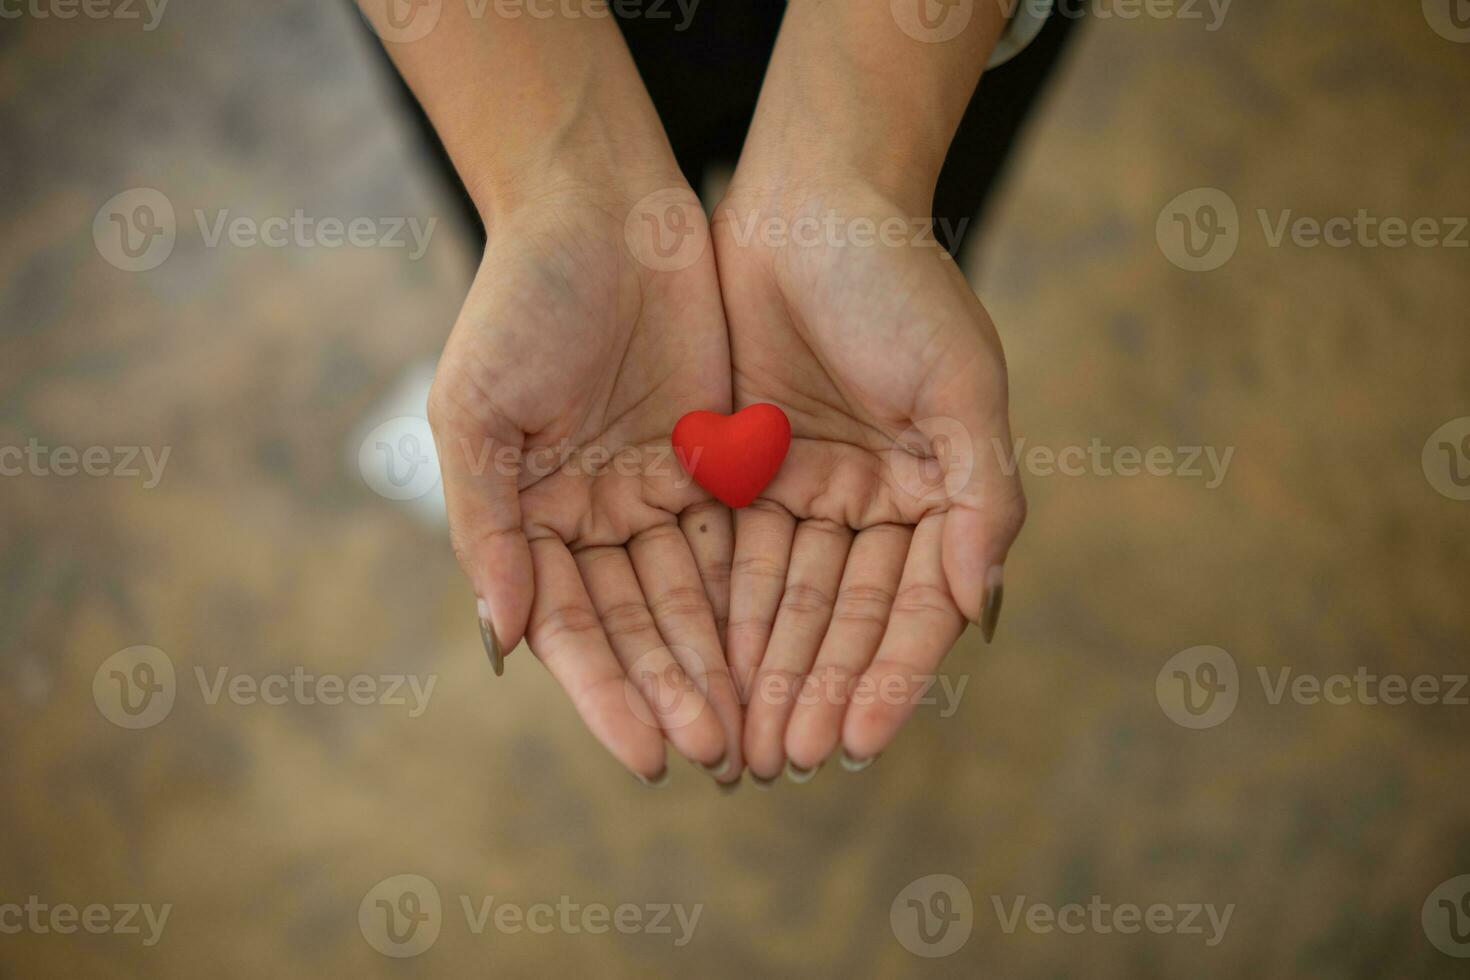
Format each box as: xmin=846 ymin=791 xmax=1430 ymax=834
xmin=635 ymin=524 xmax=684 ymax=549
xmin=831 ymin=584 xmax=896 ymax=627
xmin=697 ymin=561 xmax=731 ymax=589
xmin=447 ymin=521 xmax=519 ymax=569
xmin=537 ymin=603 xmax=603 ymax=644
xmin=726 ymin=617 xmax=773 ymax=646
xmin=647 ymin=584 xmax=711 ymax=621
xmin=779 ymin=581 xmax=835 ymax=617
xmin=744 ymin=499 xmax=791 ymax=519
xmin=732 ymin=553 xmax=787 ymax=582
xmin=799 ymin=519 xmax=849 ymax=539
xmin=598 ymin=599 xmax=658 ymax=641
xmin=891 ymin=582 xmax=957 ymax=618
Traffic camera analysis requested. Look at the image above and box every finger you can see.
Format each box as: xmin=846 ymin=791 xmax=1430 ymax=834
xmin=628 ymin=525 xmax=743 ymax=782
xmin=427 ymin=377 xmax=532 ymax=675
xmin=576 ymin=545 xmax=726 ymax=771
xmin=743 ymin=519 xmax=853 ymax=781
xmin=842 ymin=513 xmax=966 ymax=763
xmin=726 ymin=501 xmax=796 ymax=704
xmin=784 ymin=523 xmax=911 ymax=770
xmin=524 ymin=537 xmax=666 ymax=781
xmin=678 ymin=501 xmax=734 ymax=640
xmin=916 ymin=310 xmax=1027 ymax=640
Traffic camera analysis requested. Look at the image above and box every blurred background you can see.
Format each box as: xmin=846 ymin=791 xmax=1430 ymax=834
xmin=3 ymin=0 xmax=1470 ymax=976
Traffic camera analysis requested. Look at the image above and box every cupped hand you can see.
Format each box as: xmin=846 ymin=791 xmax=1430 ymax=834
xmin=711 ymin=178 xmax=1027 ymax=780
xmin=428 ymin=176 xmax=741 ymax=785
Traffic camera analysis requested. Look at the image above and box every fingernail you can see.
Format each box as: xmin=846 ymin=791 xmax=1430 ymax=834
xmin=750 ymin=771 xmax=778 ymax=791
xmin=477 ymin=598 xmax=503 ymax=676
xmin=715 ymin=774 xmax=742 ymax=795
xmin=634 ymin=767 xmax=670 ymax=788
xmin=978 ymin=566 xmax=1005 ymax=644
xmin=785 ymin=759 xmax=822 ymax=784
xmin=839 ymin=749 xmax=878 ymax=772
xmin=697 ymin=753 xmax=733 ymax=779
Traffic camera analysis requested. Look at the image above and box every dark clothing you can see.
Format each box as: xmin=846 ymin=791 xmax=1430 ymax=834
xmin=379 ymin=2 xmax=1081 ymax=262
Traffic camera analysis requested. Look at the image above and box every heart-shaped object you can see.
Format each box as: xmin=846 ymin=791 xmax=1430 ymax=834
xmin=673 ymin=404 xmax=792 ymax=508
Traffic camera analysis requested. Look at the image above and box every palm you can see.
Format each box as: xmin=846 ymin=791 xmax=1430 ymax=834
xmin=430 ymin=186 xmax=742 ymax=783
xmin=712 ymin=185 xmax=1026 ymax=778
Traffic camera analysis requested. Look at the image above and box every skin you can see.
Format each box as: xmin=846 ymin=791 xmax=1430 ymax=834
xmin=713 ymin=177 xmax=1026 ymax=777
xmin=359 ymin=4 xmax=742 ymax=782
xmin=430 ymin=180 xmax=744 ymax=782
xmin=360 ymin=0 xmax=1028 ymax=784
xmin=711 ymin=0 xmax=1029 ymax=778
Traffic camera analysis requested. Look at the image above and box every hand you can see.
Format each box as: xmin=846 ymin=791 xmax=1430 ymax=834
xmin=712 ymin=177 xmax=1027 ymax=780
xmin=428 ymin=173 xmax=742 ymax=785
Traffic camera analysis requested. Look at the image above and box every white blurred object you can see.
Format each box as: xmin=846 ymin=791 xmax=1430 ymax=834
xmin=348 ymin=361 xmax=447 ymax=527
xmin=991 ymin=0 xmax=1053 ymax=68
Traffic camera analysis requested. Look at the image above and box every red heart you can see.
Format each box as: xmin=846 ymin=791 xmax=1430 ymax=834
xmin=673 ymin=404 xmax=792 ymax=508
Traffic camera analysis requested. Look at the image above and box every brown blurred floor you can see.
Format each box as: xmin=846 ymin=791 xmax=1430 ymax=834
xmin=2 ymin=2 xmax=1469 ymax=977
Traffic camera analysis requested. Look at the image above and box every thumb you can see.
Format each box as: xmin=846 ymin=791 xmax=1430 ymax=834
xmin=428 ymin=385 xmax=534 ymax=675
xmin=919 ymin=353 xmax=1027 ymax=643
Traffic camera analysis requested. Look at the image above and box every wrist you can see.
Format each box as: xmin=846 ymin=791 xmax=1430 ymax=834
xmin=732 ymin=124 xmax=944 ymax=219
xmin=734 ymin=0 xmax=1012 ymax=213
xmin=368 ymin=2 xmax=683 ymax=226
xmin=460 ymin=82 xmax=681 ymax=225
